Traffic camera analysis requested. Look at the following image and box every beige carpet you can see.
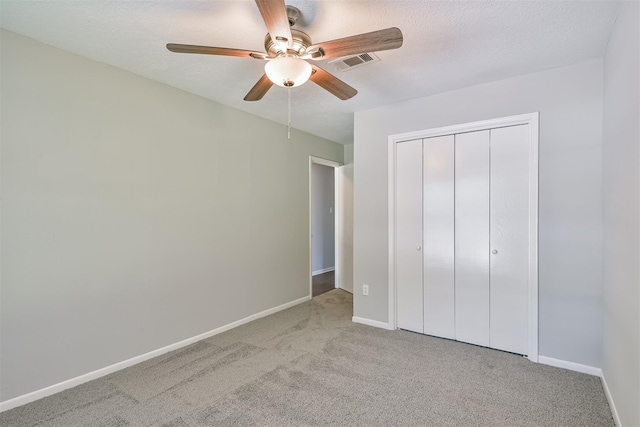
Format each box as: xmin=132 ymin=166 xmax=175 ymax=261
xmin=0 ymin=289 xmax=613 ymax=426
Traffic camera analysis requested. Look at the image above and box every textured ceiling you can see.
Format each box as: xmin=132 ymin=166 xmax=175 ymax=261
xmin=0 ymin=0 xmax=620 ymax=144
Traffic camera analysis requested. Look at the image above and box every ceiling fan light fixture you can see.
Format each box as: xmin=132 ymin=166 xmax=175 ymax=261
xmin=265 ymin=55 xmax=312 ymax=88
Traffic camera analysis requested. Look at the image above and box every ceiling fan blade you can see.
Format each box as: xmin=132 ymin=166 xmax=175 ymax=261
xmin=309 ymin=65 xmax=357 ymax=100
xmin=244 ymin=74 xmax=274 ymax=101
xmin=166 ymin=44 xmax=268 ymax=59
xmin=255 ymin=0 xmax=293 ymax=49
xmin=308 ymin=27 xmax=403 ymax=60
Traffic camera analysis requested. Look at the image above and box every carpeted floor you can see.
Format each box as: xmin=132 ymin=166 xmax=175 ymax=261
xmin=1 ymin=289 xmax=613 ymax=426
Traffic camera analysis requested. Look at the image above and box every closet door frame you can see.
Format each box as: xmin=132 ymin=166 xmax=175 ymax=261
xmin=387 ymin=112 xmax=539 ymax=362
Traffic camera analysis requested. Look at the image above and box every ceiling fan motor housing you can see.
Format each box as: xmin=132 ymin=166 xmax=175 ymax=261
xmin=264 ymin=29 xmax=312 ymax=57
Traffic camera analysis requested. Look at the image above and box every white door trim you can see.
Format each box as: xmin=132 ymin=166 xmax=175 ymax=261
xmin=309 ymin=156 xmax=342 ymax=297
xmin=387 ymin=113 xmax=539 ymax=362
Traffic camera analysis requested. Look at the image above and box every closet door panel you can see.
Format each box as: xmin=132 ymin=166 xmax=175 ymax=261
xmin=423 ymin=135 xmax=455 ymax=339
xmin=396 ymin=139 xmax=424 ymax=333
xmin=454 ymin=131 xmax=490 ymax=347
xmin=490 ymin=125 xmax=530 ymax=354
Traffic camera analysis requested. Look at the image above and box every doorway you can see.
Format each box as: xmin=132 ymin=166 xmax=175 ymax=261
xmin=309 ymin=156 xmax=354 ymax=297
xmin=311 ymin=161 xmax=336 ymax=296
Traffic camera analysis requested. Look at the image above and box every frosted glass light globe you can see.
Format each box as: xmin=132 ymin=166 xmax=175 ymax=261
xmin=265 ymin=56 xmax=312 ymax=88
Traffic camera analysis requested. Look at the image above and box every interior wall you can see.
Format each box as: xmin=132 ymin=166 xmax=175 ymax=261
xmin=353 ymin=59 xmax=604 ymax=368
xmin=344 ymin=145 xmax=354 ymax=165
xmin=336 ymin=164 xmax=354 ymax=293
xmin=602 ymin=1 xmax=640 ymax=425
xmin=0 ymin=30 xmax=343 ymax=402
xmin=311 ymin=163 xmax=335 ymax=273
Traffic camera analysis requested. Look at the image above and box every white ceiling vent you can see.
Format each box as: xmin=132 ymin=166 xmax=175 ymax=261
xmin=329 ymin=52 xmax=380 ymax=72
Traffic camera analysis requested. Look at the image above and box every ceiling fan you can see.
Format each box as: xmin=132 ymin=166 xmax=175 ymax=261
xmin=166 ymin=0 xmax=403 ymax=101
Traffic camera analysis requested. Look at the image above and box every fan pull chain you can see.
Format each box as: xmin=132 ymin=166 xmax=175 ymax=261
xmin=287 ymin=88 xmax=292 ymax=140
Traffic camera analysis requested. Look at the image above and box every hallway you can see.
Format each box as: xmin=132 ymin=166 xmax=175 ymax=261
xmin=312 ymin=271 xmax=335 ymax=297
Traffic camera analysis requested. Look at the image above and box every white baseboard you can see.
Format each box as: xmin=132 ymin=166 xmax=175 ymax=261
xmin=600 ymin=374 xmax=621 ymax=426
xmin=312 ymin=266 xmax=335 ymax=276
xmin=0 ymin=295 xmax=311 ymax=413
xmin=352 ymin=316 xmax=394 ymax=330
xmin=529 ymin=357 xmax=621 ymax=424
xmin=538 ymin=356 xmax=603 ymax=377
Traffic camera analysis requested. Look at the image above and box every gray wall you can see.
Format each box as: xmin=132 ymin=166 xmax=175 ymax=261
xmin=353 ymin=59 xmax=604 ymax=368
xmin=602 ymin=2 xmax=640 ymax=425
xmin=311 ymin=163 xmax=335 ymax=273
xmin=0 ymin=30 xmax=343 ymax=401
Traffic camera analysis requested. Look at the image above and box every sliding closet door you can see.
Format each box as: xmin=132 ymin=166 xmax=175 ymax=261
xmin=423 ymin=135 xmax=455 ymax=339
xmin=396 ymin=139 xmax=423 ymax=333
xmin=489 ymin=125 xmax=530 ymax=354
xmin=454 ymin=131 xmax=490 ymax=347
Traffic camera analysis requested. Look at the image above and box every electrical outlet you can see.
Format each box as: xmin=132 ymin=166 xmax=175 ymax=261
xmin=362 ymin=284 xmax=369 ymax=296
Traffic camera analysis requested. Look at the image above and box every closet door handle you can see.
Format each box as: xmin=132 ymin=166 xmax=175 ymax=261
xmin=492 ymin=249 xmax=498 ymax=254
xmin=417 ymin=245 xmax=422 ymax=251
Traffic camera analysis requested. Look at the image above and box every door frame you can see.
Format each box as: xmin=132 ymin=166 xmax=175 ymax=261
xmin=309 ymin=156 xmax=343 ymax=297
xmin=387 ymin=113 xmax=539 ymax=362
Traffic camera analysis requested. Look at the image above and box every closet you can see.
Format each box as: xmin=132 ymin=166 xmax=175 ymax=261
xmin=393 ymin=118 xmax=537 ymax=357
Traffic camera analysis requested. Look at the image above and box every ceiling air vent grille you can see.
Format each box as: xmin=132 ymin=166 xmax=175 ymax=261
xmin=329 ymin=52 xmax=380 ymax=72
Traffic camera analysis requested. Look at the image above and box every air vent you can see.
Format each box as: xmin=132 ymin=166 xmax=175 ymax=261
xmin=329 ymin=52 xmax=380 ymax=72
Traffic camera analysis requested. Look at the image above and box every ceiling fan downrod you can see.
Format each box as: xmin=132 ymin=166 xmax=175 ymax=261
xmin=286 ymin=5 xmax=301 ymax=27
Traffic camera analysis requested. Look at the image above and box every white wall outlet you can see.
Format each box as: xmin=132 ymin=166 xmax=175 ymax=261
xmin=362 ymin=284 xmax=369 ymax=296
